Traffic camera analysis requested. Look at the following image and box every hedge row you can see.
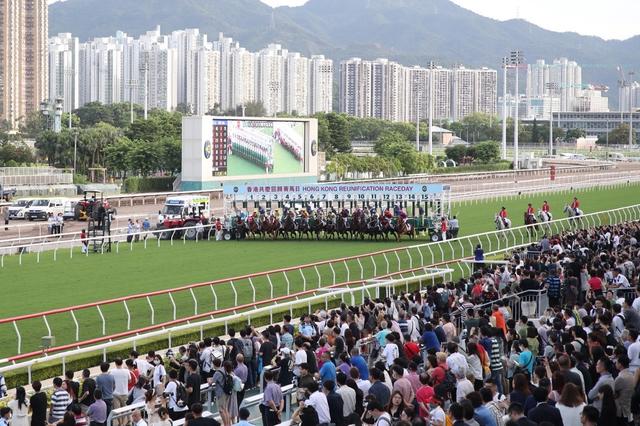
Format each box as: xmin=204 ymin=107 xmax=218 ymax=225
xmin=123 ymin=176 xmax=175 ymax=193
xmin=434 ymin=161 xmax=512 ymax=174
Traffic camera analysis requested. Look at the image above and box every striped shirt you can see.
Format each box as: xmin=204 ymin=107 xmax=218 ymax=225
xmin=51 ymin=388 xmax=71 ymax=420
xmin=489 ymin=338 xmax=503 ymax=371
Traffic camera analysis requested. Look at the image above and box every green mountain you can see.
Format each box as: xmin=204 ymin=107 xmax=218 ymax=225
xmin=50 ymin=0 xmax=639 ymax=106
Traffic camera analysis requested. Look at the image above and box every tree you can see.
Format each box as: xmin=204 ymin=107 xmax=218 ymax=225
xmin=473 ymin=141 xmax=501 ymax=163
xmin=158 ymin=137 xmax=182 ymax=174
xmin=565 ymin=128 xmax=586 ymax=141
xmin=19 ymin=111 xmax=48 ymax=138
xmin=374 ymin=131 xmax=408 ymax=157
xmin=104 ymin=137 xmax=133 ymax=178
xmin=597 ymin=124 xmax=637 ymax=145
xmin=325 ymin=113 xmax=351 ymax=154
xmin=0 ymin=141 xmax=34 ymax=166
xmin=444 ymin=145 xmax=468 ymax=163
xmin=531 ymin=118 xmax=541 ymax=144
xmin=315 ymin=113 xmax=332 ymax=156
xmin=127 ymin=140 xmax=160 ymax=176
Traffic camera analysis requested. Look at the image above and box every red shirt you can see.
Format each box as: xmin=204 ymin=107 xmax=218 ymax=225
xmin=416 ymin=385 xmax=435 ymax=417
xmin=499 ymin=210 xmax=508 ymax=218
xmin=128 ymin=369 xmax=139 ymax=390
xmin=431 ymin=365 xmax=447 ymax=386
xmin=526 ymin=207 xmax=534 ymax=215
xmin=588 ymin=276 xmax=603 ymax=291
xmin=571 ymin=200 xmax=580 ymax=209
xmin=404 ymin=341 xmax=420 ymax=360
xmin=440 ymin=221 xmax=447 ymax=232
xmin=542 ymin=203 xmax=550 ymax=212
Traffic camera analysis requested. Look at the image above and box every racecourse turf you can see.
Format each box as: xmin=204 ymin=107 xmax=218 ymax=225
xmin=0 ymin=182 xmax=638 ymax=358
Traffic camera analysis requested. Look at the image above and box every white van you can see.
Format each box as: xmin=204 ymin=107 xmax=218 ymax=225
xmin=607 ymin=152 xmax=628 ymax=162
xmin=7 ymin=198 xmax=34 ymax=219
xmin=25 ymin=198 xmax=67 ymax=221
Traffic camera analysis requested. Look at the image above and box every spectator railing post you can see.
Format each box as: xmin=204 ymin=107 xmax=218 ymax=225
xmin=146 ymin=296 xmax=155 ymax=325
xmin=436 ymin=241 xmax=445 ymax=262
xmin=267 ymin=274 xmax=274 ymax=299
xmin=371 ymin=256 xmax=377 ymax=277
xmin=13 ymin=320 xmax=21 ymax=354
xmin=190 ymin=288 xmax=198 ymax=315
xmin=315 ymin=265 xmax=322 ymax=288
xmin=329 ymin=263 xmax=336 ymax=285
xmin=249 ymin=277 xmax=257 ymax=302
xmin=394 ymin=251 xmax=401 ymax=273
xmin=167 ymin=294 xmax=176 ymax=321
xmin=357 ymin=258 xmax=364 ymax=280
xmin=230 ymin=281 xmax=238 ymax=308
xmin=209 ymin=284 xmax=218 ymax=310
xmin=70 ymin=310 xmax=79 ymax=341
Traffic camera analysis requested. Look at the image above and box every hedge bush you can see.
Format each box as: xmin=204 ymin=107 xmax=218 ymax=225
xmin=433 ymin=161 xmax=512 ymax=174
xmin=123 ymin=176 xmax=175 ymax=193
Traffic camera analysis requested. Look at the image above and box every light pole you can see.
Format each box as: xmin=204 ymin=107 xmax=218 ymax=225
xmin=126 ymin=79 xmax=138 ymax=124
xmin=415 ymin=87 xmax=420 ymax=152
xmin=40 ymin=98 xmax=64 ymax=133
xmin=73 ymin=129 xmax=78 ymax=175
xmin=140 ymin=62 xmax=149 ymax=120
xmin=509 ymin=50 xmax=524 ymax=170
xmin=501 ymin=57 xmax=509 ymax=160
xmin=428 ymin=61 xmax=435 ymax=156
xmin=629 ymin=72 xmax=635 ymax=145
xmin=546 ymin=82 xmax=557 ymax=155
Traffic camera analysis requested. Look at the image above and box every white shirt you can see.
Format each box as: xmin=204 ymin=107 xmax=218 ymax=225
xmin=374 ymin=412 xmax=392 ymax=426
xmin=456 ymin=378 xmax=474 ymax=402
xmin=200 ymin=348 xmax=213 ymax=372
xmin=429 ymin=406 xmax=446 ymax=426
xmin=134 ymin=359 xmax=152 ymax=377
xmin=446 ymin=352 xmax=468 ymax=376
xmin=628 ymin=339 xmax=640 ymax=373
xmin=293 ymin=349 xmax=307 ymax=376
xmin=153 ymin=363 xmax=166 ymax=385
xmin=382 ymin=343 xmax=399 ymax=367
xmin=337 ymin=385 xmax=356 ymax=417
xmin=134 ymin=419 xmax=148 ymax=426
xmin=633 ymin=297 xmax=640 ymax=312
xmin=556 ymin=403 xmax=586 ymax=426
xmin=357 ymin=379 xmax=371 ymax=395
xmin=111 ymin=367 xmax=130 ymax=396
xmin=613 ymin=274 xmax=630 ymax=288
xmin=164 ymin=381 xmax=187 ymax=412
xmin=307 ymin=391 xmax=331 ymax=424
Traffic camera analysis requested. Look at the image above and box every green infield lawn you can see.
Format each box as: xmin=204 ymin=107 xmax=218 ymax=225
xmin=0 ymin=182 xmax=638 ymax=358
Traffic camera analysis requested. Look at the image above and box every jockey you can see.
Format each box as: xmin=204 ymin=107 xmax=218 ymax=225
xmin=499 ymin=207 xmax=508 ymax=226
xmin=384 ymin=208 xmax=393 ymax=219
xmin=571 ymin=197 xmax=580 ymax=215
xmin=526 ymin=203 xmax=534 ymax=216
xmin=542 ymin=201 xmax=550 ymax=213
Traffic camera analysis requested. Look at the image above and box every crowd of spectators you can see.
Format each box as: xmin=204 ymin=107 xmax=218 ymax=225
xmin=1 ymin=222 xmax=640 ymax=426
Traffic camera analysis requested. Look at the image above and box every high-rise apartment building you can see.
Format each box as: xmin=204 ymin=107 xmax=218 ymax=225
xmin=48 ymin=33 xmax=79 ymax=114
xmin=284 ymin=52 xmax=309 ymax=116
xmin=340 ymin=59 xmax=493 ymax=123
xmin=186 ymin=48 xmax=219 ymax=115
xmin=526 ymin=57 xmax=583 ymax=113
xmin=0 ymin=0 xmax=48 ymax=128
xmin=79 ymin=36 xmax=123 ymax=106
xmin=309 ymin=55 xmax=333 ymax=114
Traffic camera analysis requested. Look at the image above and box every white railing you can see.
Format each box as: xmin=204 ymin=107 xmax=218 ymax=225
xmin=1 ymin=201 xmax=640 ymax=371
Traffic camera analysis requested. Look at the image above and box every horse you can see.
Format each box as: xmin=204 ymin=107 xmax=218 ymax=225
xmin=396 ymin=216 xmax=416 ymax=241
xmin=233 ymin=218 xmax=248 ymax=240
xmin=336 ymin=215 xmax=351 ymax=239
xmin=563 ymin=205 xmax=583 ymax=217
xmin=247 ymin=215 xmax=263 ymax=239
xmin=537 ymin=210 xmax=553 ymax=232
xmin=298 ymin=216 xmax=313 ymax=239
xmin=524 ymin=212 xmax=539 ymax=235
xmin=281 ymin=213 xmax=297 ymax=239
xmin=494 ymin=215 xmax=511 ymax=230
xmin=379 ymin=216 xmax=397 ymax=241
xmin=324 ymin=216 xmax=336 ymax=239
xmin=366 ymin=215 xmax=382 ymax=240
xmin=310 ymin=216 xmax=325 ymax=240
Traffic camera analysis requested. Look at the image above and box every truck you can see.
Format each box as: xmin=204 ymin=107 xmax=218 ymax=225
xmin=0 ymin=184 xmax=16 ymax=201
xmin=25 ymin=197 xmax=67 ymax=221
xmin=7 ymin=198 xmax=34 ymax=219
xmin=156 ymin=195 xmax=210 ymax=240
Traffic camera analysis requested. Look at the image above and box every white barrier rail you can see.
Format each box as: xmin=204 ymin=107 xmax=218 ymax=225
xmin=1 ymin=201 xmax=640 ymax=369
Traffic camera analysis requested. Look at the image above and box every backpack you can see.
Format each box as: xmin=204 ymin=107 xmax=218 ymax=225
xmin=222 ymin=373 xmax=234 ymax=395
xmin=242 ymin=338 xmax=255 ymax=360
xmin=441 ymin=368 xmax=457 ymax=398
xmin=226 ymin=338 xmax=244 ymax=362
xmin=174 ymin=382 xmax=188 ymax=408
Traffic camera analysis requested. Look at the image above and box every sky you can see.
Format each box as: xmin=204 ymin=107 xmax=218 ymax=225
xmin=259 ymin=0 xmax=640 ymax=41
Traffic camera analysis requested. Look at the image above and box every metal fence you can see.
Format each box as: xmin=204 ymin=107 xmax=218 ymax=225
xmin=1 ymin=202 xmax=639 ymax=364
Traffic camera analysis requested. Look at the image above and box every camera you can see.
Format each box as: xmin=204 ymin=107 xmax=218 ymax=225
xmin=162 ymin=392 xmax=170 ymax=398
